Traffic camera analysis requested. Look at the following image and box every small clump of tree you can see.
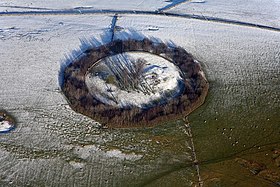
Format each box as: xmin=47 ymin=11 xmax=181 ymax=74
xmin=104 ymin=55 xmax=154 ymax=94
xmin=62 ymin=38 xmax=209 ymax=128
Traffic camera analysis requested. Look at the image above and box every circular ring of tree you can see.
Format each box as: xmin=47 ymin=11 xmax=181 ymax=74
xmin=62 ymin=38 xmax=209 ymax=128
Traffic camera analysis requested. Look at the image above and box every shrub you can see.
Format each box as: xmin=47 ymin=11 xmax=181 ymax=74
xmin=105 ymin=75 xmax=116 ymax=85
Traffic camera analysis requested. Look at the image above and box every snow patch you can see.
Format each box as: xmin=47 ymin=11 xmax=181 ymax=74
xmin=85 ymin=52 xmax=184 ymax=108
xmin=105 ymin=149 xmax=142 ymax=161
xmin=73 ymin=145 xmax=100 ymax=160
xmin=69 ymin=161 xmax=85 ymax=169
xmin=73 ymin=145 xmax=142 ymax=161
xmin=0 ymin=121 xmax=14 ymax=133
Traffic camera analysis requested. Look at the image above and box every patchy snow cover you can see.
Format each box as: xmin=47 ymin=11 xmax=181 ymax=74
xmin=0 ymin=3 xmax=279 ymax=185
xmin=85 ymin=52 xmax=184 ymax=108
xmin=105 ymin=149 xmax=143 ymax=161
xmin=0 ymin=121 xmax=14 ymax=133
xmin=73 ymin=145 xmax=142 ymax=161
xmin=73 ymin=145 xmax=100 ymax=160
xmin=69 ymin=161 xmax=86 ymax=169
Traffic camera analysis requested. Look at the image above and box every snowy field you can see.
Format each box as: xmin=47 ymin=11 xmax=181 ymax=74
xmin=0 ymin=0 xmax=167 ymax=12
xmin=0 ymin=0 xmax=279 ymax=186
xmin=167 ymin=0 xmax=280 ymax=28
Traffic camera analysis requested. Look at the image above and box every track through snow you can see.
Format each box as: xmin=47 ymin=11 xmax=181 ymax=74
xmin=1 ymin=9 xmax=280 ymax=32
xmin=110 ymin=14 xmax=118 ymax=41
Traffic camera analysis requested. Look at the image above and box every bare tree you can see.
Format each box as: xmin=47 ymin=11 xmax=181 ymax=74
xmin=104 ymin=54 xmax=151 ymax=93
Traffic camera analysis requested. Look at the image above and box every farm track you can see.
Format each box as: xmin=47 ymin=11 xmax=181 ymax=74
xmin=110 ymin=14 xmax=118 ymax=42
xmin=0 ymin=9 xmax=280 ymax=32
xmin=184 ymin=118 xmax=203 ymax=186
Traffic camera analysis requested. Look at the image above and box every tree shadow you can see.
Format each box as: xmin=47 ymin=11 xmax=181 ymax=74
xmin=114 ymin=28 xmax=146 ymax=41
xmin=58 ymin=29 xmax=177 ymax=89
xmin=158 ymin=0 xmax=188 ymax=12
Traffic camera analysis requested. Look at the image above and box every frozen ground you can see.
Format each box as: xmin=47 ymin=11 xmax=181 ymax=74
xmin=166 ymin=0 xmax=280 ymax=28
xmin=0 ymin=14 xmax=195 ymax=187
xmin=0 ymin=1 xmax=279 ymax=186
xmin=0 ymin=0 xmax=167 ymax=12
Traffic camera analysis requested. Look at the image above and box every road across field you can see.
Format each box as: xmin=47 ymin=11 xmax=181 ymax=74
xmin=1 ymin=9 xmax=280 ymax=32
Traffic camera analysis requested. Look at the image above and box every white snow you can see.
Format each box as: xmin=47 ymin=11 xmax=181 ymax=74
xmin=0 ymin=0 xmax=168 ymax=12
xmin=73 ymin=145 xmax=142 ymax=161
xmin=166 ymin=0 xmax=280 ymax=28
xmin=0 ymin=121 xmax=13 ymax=132
xmin=0 ymin=15 xmax=111 ymax=109
xmin=85 ymin=52 xmax=183 ymax=108
xmin=105 ymin=149 xmax=142 ymax=161
xmin=1 ymin=0 xmax=278 ymax=29
xmin=69 ymin=161 xmax=85 ymax=169
xmin=73 ymin=145 xmax=100 ymax=160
